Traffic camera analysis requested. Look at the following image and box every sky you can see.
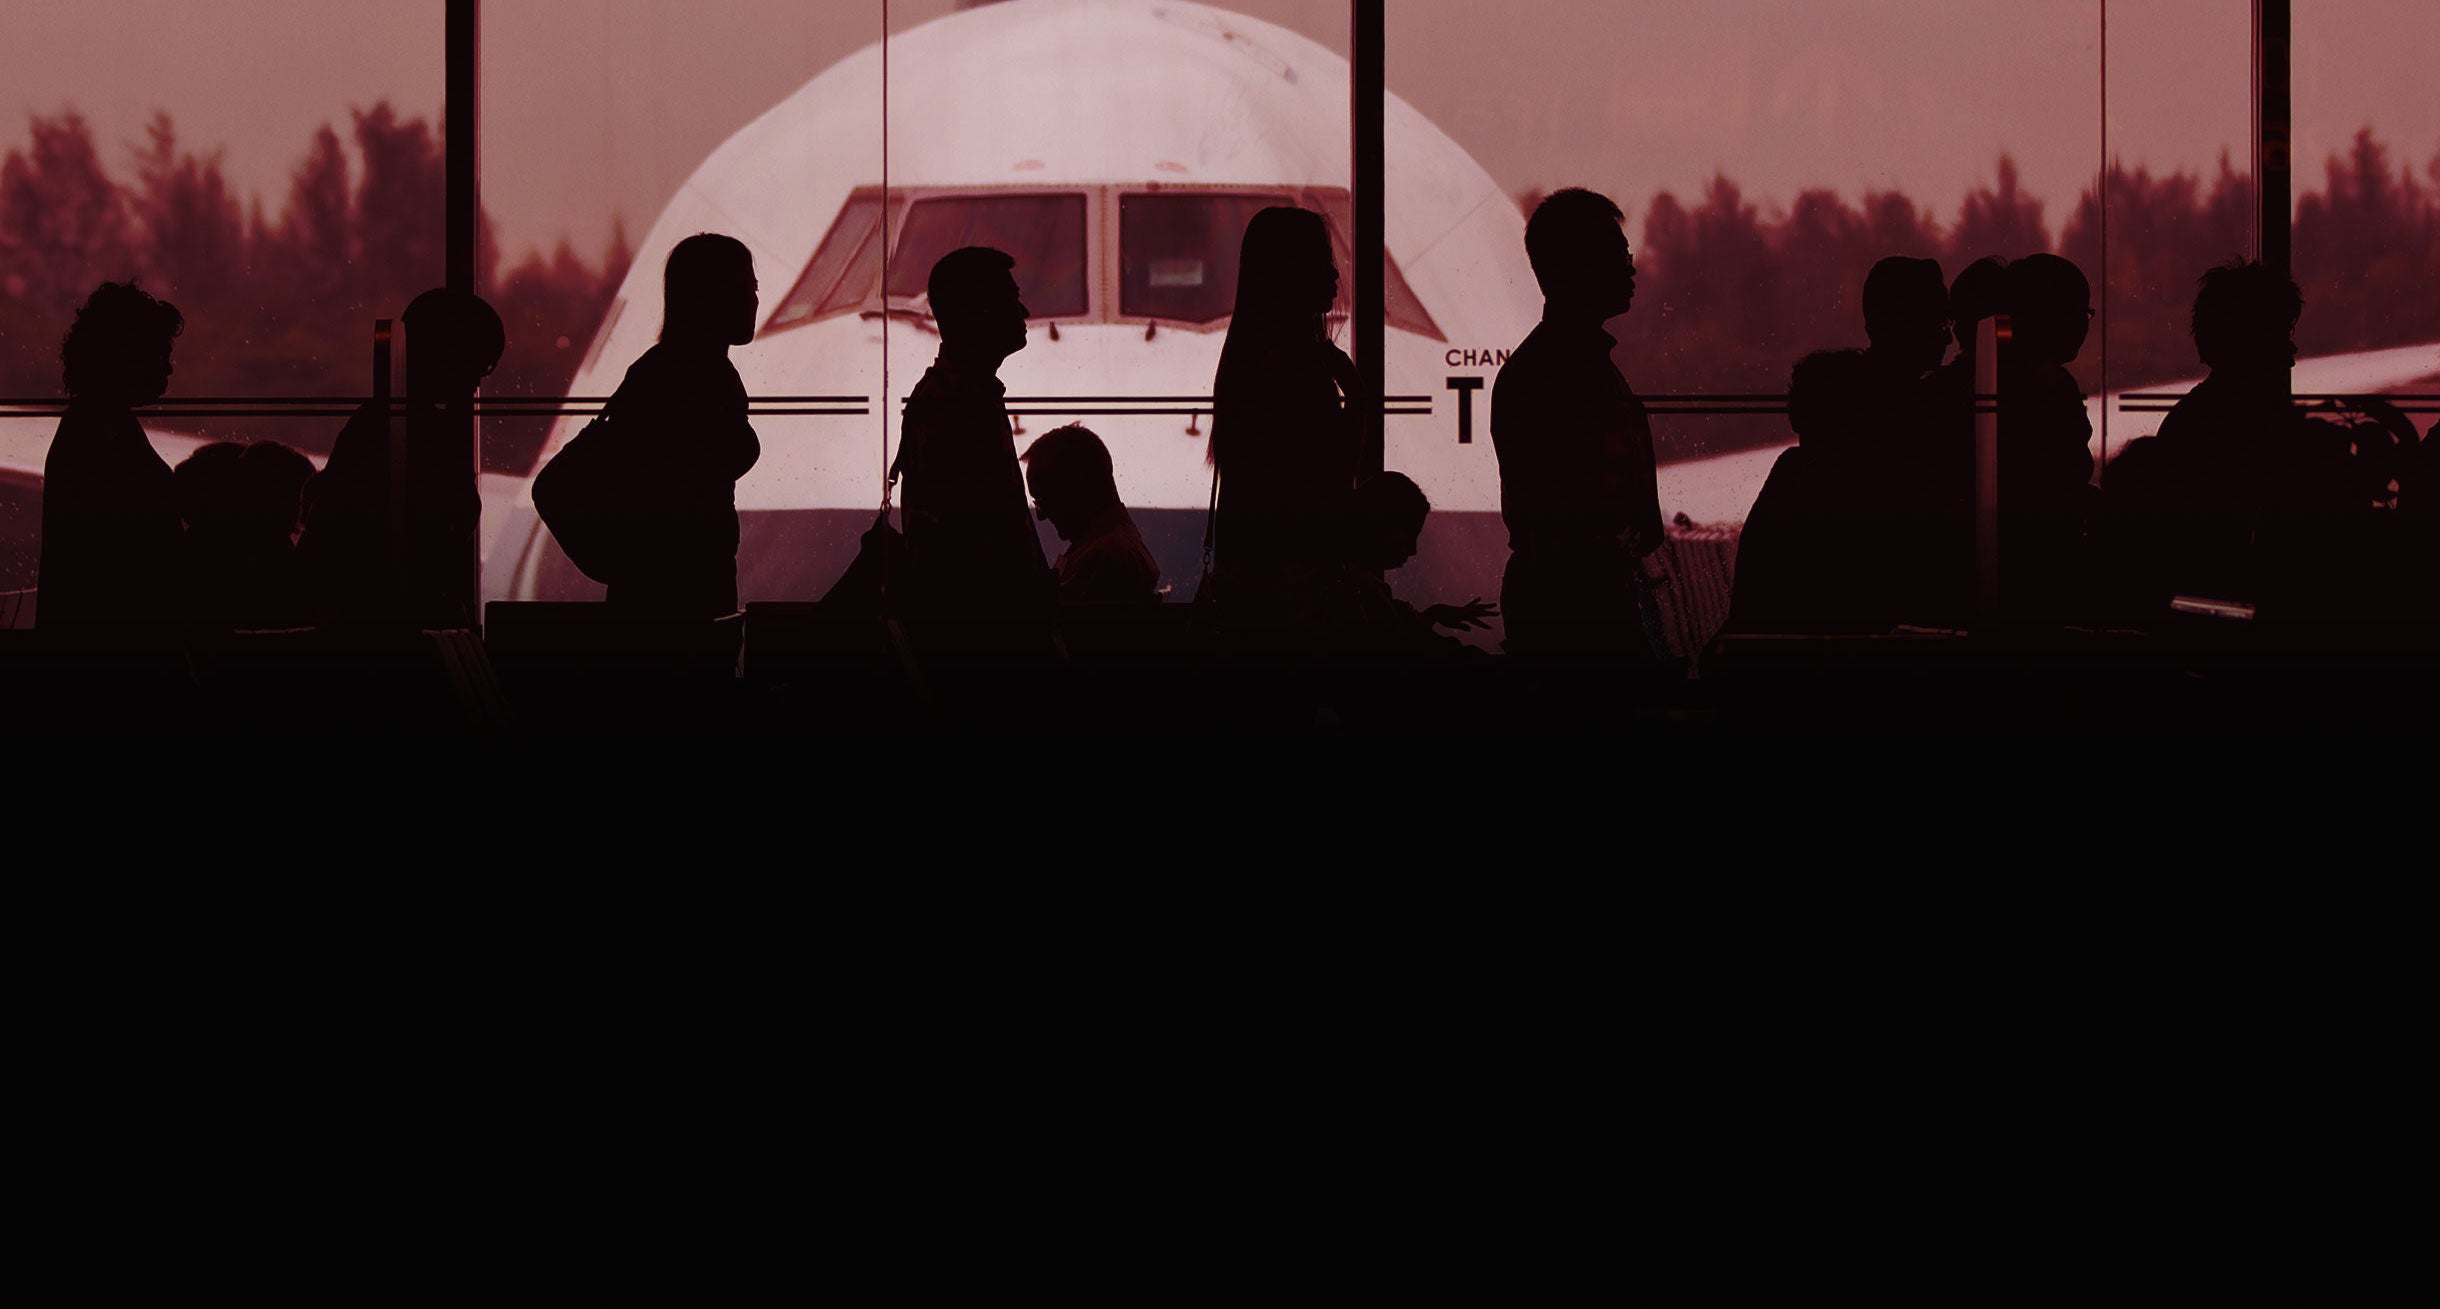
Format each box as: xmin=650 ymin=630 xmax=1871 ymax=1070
xmin=1 ymin=0 xmax=2433 ymax=262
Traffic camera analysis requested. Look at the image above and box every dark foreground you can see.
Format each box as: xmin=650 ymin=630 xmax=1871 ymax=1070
xmin=11 ymin=600 xmax=2440 ymax=742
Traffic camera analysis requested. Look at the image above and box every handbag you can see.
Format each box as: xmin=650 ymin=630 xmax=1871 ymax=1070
xmin=531 ymin=414 xmax=642 ymax=584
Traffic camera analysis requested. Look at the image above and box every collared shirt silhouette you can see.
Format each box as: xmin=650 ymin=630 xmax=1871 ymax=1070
xmin=38 ymin=283 xmax=186 ymax=628
xmin=1490 ymin=188 xmax=1660 ymax=658
xmin=893 ymin=245 xmax=1049 ymax=616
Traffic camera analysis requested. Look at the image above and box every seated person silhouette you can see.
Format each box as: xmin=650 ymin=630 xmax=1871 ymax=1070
xmin=1726 ymin=349 xmax=1937 ymax=634
xmin=1317 ymin=472 xmax=1495 ymax=660
xmin=38 ymin=281 xmax=187 ymax=629
xmin=1018 ymin=423 xmax=1159 ymax=606
xmin=298 ymin=288 xmax=504 ymax=627
xmin=1490 ymin=187 xmax=1664 ymax=661
xmin=891 ymin=246 xmax=1049 ymax=618
xmin=2101 ymin=259 xmax=2360 ymax=620
xmin=178 ymin=440 xmax=317 ymax=629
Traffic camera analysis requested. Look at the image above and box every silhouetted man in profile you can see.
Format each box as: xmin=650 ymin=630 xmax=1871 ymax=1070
xmin=1996 ymin=252 xmax=2100 ymax=618
xmin=2102 ymin=259 xmax=2358 ymax=618
xmin=298 ymin=288 xmax=502 ymax=627
xmin=1490 ymin=188 xmax=1663 ymax=661
xmin=892 ymin=246 xmax=1050 ymax=617
xmin=1019 ymin=423 xmax=1159 ymax=606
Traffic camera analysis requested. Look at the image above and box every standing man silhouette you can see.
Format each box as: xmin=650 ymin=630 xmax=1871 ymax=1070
xmin=893 ymin=246 xmax=1050 ymax=617
xmin=1490 ymin=188 xmax=1664 ymax=660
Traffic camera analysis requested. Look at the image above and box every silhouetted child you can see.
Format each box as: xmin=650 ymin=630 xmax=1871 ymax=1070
xmin=1203 ymin=205 xmax=1357 ymax=613
xmin=2102 ymin=259 xmax=2360 ymax=619
xmin=299 ymin=287 xmax=504 ymax=626
xmin=1019 ymin=424 xmax=1159 ymax=606
xmin=1490 ymin=187 xmax=1664 ymax=661
xmin=38 ymin=282 xmax=187 ymax=628
xmin=178 ymin=441 xmax=316 ymax=629
xmin=893 ymin=245 xmax=1049 ymax=617
xmin=1319 ymin=472 xmax=1493 ymax=659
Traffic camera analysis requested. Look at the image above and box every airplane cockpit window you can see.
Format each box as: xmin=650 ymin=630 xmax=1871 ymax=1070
xmin=1118 ymin=192 xmax=1293 ymax=324
xmin=762 ymin=189 xmax=891 ymax=335
xmin=1308 ymin=189 xmax=1445 ymax=343
xmin=882 ymin=193 xmax=1090 ymax=319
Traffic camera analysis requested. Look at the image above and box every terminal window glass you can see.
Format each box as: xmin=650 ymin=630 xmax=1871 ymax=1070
xmin=763 ymin=190 xmax=891 ymax=335
xmin=1118 ymin=192 xmax=1293 ymax=324
xmin=1307 ymin=189 xmax=1444 ymax=342
xmin=883 ymin=193 xmax=1089 ymax=319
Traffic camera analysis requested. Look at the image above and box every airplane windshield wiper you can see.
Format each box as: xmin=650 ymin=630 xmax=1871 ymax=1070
xmin=860 ymin=302 xmax=939 ymax=334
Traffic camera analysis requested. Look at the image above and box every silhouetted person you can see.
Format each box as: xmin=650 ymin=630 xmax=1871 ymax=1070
xmin=1319 ymin=471 xmax=1494 ymax=660
xmin=2102 ymin=259 xmax=2359 ymax=619
xmin=1203 ymin=205 xmax=1357 ymax=612
xmin=1490 ymin=188 xmax=1663 ymax=660
xmin=1997 ymin=254 xmax=2102 ymax=618
xmin=892 ymin=245 xmax=1049 ymax=617
xmin=1926 ymin=254 xmax=2009 ymax=456
xmin=1945 ymin=256 xmax=2011 ymax=365
xmin=37 ymin=282 xmax=187 ymax=629
xmin=1864 ymin=256 xmax=1952 ymax=380
xmin=299 ymin=288 xmax=504 ymax=626
xmin=179 ymin=440 xmax=315 ymax=629
xmin=1019 ymin=424 xmax=1159 ymax=606
xmin=1728 ymin=349 xmax=1938 ymax=633
xmin=1861 ymin=255 xmax=1971 ymax=624
xmin=597 ymin=234 xmax=762 ymax=617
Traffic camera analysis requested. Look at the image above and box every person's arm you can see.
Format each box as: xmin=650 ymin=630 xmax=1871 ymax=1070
xmin=1607 ymin=394 xmax=1666 ymax=558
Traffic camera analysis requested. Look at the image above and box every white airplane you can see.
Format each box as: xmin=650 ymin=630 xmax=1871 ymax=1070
xmin=479 ymin=0 xmax=1543 ymax=623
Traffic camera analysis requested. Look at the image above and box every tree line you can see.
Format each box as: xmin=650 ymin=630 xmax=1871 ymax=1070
xmin=0 ymin=104 xmax=627 ymax=473
xmin=1538 ymin=133 xmax=2440 ymax=460
xmin=5 ymin=103 xmax=2434 ymax=474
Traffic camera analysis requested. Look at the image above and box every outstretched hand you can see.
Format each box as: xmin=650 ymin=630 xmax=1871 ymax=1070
xmin=1424 ymin=597 xmax=1500 ymax=631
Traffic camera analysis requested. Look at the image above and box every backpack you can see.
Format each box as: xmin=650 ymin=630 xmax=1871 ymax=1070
xmin=531 ymin=414 xmax=643 ymax=584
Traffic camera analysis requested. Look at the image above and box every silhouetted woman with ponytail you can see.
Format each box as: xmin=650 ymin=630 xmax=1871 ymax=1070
xmin=1203 ymin=205 xmax=1356 ymax=611
xmin=601 ymin=232 xmax=763 ymax=616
